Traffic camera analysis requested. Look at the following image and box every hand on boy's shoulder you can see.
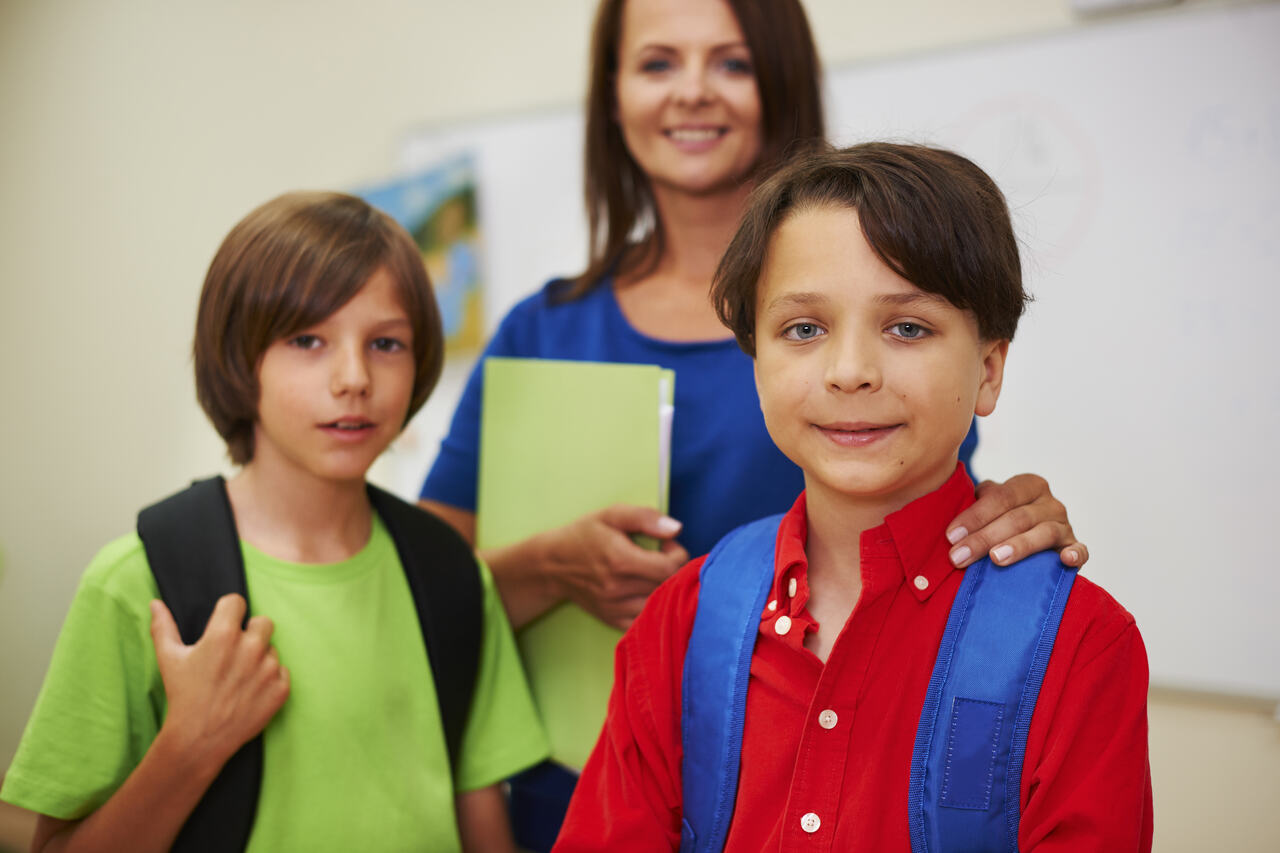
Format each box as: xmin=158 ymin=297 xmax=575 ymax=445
xmin=149 ymin=594 xmax=290 ymax=772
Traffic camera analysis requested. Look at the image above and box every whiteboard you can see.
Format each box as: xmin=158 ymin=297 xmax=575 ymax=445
xmin=399 ymin=2 xmax=1280 ymax=698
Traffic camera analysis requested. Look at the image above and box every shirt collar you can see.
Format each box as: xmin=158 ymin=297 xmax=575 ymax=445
xmin=770 ymin=463 xmax=976 ymax=609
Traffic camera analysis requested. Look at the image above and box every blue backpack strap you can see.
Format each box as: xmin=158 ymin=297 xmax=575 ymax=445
xmin=908 ymin=551 xmax=1077 ymax=853
xmin=680 ymin=514 xmax=783 ymax=853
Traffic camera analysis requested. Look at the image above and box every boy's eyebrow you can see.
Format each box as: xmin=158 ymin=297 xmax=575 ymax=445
xmin=370 ymin=316 xmax=413 ymax=328
xmin=873 ymin=291 xmax=951 ymax=309
xmin=762 ymin=291 xmax=831 ymax=312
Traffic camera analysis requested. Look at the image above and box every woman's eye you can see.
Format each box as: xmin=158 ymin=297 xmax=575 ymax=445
xmin=640 ymin=58 xmax=672 ymax=73
xmin=371 ymin=337 xmax=407 ymax=353
xmin=783 ymin=322 xmax=824 ymax=341
xmin=721 ymin=57 xmax=753 ymax=75
xmin=889 ymin=322 xmax=930 ymax=340
xmin=289 ymin=334 xmax=321 ymax=350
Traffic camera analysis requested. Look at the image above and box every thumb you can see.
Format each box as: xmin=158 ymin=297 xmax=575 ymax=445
xmin=601 ymin=505 xmax=683 ymax=540
xmin=149 ymin=599 xmax=184 ymax=658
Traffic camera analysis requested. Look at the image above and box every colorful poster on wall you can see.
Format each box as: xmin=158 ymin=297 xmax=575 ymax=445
xmin=358 ymin=153 xmax=484 ymax=352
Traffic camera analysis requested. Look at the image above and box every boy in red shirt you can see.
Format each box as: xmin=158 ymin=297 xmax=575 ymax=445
xmin=555 ymin=143 xmax=1151 ymax=851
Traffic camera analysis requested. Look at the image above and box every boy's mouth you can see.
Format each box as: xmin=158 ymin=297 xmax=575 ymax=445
xmin=815 ymin=422 xmax=901 ymax=446
xmin=320 ymin=418 xmax=375 ymax=432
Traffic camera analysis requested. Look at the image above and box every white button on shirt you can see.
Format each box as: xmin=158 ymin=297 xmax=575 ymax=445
xmin=788 ymin=577 xmax=798 ymax=597
xmin=801 ymin=812 xmax=821 ymax=833
xmin=767 ymin=599 xmax=778 ymax=612
xmin=913 ymin=574 xmax=929 ymax=591
xmin=818 ymin=709 xmax=838 ymax=730
xmin=775 ymin=615 xmax=793 ymax=636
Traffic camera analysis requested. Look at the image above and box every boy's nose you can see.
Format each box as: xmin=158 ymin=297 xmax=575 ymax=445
xmin=330 ymin=346 xmax=371 ymax=396
xmin=824 ymin=334 xmax=881 ymax=393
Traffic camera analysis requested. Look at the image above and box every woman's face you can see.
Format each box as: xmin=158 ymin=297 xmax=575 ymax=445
xmin=614 ymin=0 xmax=764 ymax=199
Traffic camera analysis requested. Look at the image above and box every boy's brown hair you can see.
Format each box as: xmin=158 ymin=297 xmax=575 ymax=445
xmin=194 ymin=191 xmax=443 ymax=464
xmin=568 ymin=0 xmax=825 ymax=298
xmin=712 ymin=142 xmax=1029 ymax=355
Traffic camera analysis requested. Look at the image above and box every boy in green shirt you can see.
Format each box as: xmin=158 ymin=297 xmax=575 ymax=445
xmin=2 ymin=191 xmax=548 ymax=851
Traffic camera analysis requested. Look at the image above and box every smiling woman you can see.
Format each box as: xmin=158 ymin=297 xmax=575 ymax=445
xmin=612 ymin=0 xmax=763 ymax=200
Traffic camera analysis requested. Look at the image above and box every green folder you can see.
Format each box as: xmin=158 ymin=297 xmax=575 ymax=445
xmin=476 ymin=357 xmax=674 ymax=770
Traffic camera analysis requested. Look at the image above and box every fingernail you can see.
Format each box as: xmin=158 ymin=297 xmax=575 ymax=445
xmin=1063 ymin=549 xmax=1078 ymax=565
xmin=950 ymin=545 xmax=971 ymax=566
xmin=947 ymin=526 xmax=967 ymax=545
xmin=655 ymin=516 xmax=682 ymax=536
xmin=992 ymin=545 xmax=1014 ymax=564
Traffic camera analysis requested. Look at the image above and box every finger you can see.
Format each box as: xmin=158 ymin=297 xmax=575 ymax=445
xmin=206 ymin=593 xmax=248 ymax=633
xmin=1059 ymin=541 xmax=1089 ymax=569
xmin=258 ymin=647 xmax=284 ymax=683
xmin=986 ymin=524 xmax=1075 ymax=566
xmin=601 ymin=596 xmax=650 ymax=632
xmin=949 ymin=502 xmax=1057 ymax=567
xmin=956 ymin=519 xmax=1073 ymax=568
xmin=604 ymin=536 xmax=685 ymax=584
xmin=273 ymin=666 xmax=291 ymax=706
xmin=594 ymin=574 xmax=665 ymax=603
xmin=658 ymin=538 xmax=690 ymax=568
xmin=149 ymin=599 xmax=183 ymax=653
xmin=948 ymin=474 xmax=1051 ymax=545
xmin=599 ymin=504 xmax=683 ymax=541
xmin=244 ymin=614 xmax=275 ymax=644
xmin=249 ymin=665 xmax=291 ymax=734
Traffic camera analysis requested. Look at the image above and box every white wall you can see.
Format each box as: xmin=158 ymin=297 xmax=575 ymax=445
xmin=2 ymin=1 xmax=1276 ymax=849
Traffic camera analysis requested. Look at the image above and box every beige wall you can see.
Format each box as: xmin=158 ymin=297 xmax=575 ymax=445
xmin=1 ymin=0 xmax=1275 ymax=849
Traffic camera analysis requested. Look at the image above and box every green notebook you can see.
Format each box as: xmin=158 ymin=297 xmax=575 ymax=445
xmin=476 ymin=357 xmax=674 ymax=770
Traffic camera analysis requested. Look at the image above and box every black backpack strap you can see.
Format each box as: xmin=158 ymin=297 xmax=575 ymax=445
xmin=137 ymin=475 xmax=261 ymax=853
xmin=368 ymin=484 xmax=483 ymax=773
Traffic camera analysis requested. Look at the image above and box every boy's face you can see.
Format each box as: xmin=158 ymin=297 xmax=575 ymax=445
xmin=752 ymin=204 xmax=1008 ymax=515
xmin=252 ymin=266 xmax=415 ymax=486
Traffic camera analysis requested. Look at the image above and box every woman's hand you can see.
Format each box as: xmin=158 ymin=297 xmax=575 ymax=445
xmin=422 ymin=499 xmax=689 ymax=632
xmin=542 ymin=505 xmax=689 ymax=631
xmin=946 ymin=474 xmax=1089 ymax=569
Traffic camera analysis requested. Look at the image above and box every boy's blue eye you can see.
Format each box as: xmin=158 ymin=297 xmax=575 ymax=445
xmin=371 ymin=337 xmax=406 ymax=353
xmin=890 ymin=322 xmax=929 ymax=340
xmin=784 ymin=322 xmax=824 ymax=341
xmin=289 ymin=334 xmax=321 ymax=349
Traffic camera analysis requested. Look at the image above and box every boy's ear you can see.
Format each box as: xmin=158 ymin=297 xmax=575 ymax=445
xmin=974 ymin=339 xmax=1009 ymax=418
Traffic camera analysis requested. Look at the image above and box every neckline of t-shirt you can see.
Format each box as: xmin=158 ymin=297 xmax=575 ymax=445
xmin=240 ymin=515 xmax=389 ymax=585
xmin=596 ymin=275 xmax=742 ymax=353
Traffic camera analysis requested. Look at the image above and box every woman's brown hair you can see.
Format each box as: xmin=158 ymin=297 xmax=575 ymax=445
xmin=565 ymin=0 xmax=825 ymax=299
xmin=712 ymin=142 xmax=1029 ymax=355
xmin=194 ymin=191 xmax=443 ymax=464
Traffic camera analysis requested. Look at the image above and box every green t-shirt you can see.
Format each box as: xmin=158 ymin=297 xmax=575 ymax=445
xmin=2 ymin=517 xmax=548 ymax=851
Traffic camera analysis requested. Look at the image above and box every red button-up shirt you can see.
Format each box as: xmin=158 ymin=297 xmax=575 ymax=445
xmin=556 ymin=465 xmax=1152 ymax=851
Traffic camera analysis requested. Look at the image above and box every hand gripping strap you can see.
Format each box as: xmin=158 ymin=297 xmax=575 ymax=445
xmin=137 ymin=476 xmax=260 ymax=853
xmin=908 ymin=552 xmax=1076 ymax=853
xmin=680 ymin=514 xmax=783 ymax=853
